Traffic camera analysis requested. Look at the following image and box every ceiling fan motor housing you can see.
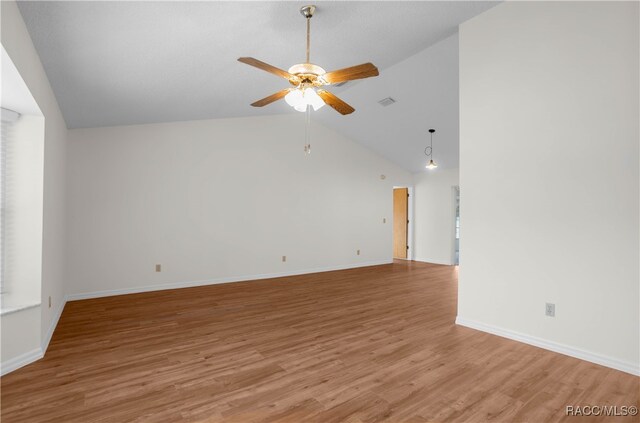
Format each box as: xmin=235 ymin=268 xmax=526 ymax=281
xmin=287 ymin=63 xmax=326 ymax=87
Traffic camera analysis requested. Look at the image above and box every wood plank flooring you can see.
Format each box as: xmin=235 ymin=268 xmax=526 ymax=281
xmin=1 ymin=261 xmax=638 ymax=422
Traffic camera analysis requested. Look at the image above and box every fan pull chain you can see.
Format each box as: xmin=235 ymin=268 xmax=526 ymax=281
xmin=304 ymin=106 xmax=311 ymax=154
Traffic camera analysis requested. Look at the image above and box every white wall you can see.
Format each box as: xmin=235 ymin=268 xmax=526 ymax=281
xmin=458 ymin=2 xmax=639 ymax=374
xmin=1 ymin=306 xmax=41 ymax=374
xmin=66 ymin=115 xmax=411 ymax=297
xmin=413 ymin=168 xmax=459 ymax=265
xmin=1 ymin=0 xmax=68 ymax=358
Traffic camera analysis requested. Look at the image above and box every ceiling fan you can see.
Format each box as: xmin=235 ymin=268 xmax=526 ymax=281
xmin=238 ymin=5 xmax=379 ymax=115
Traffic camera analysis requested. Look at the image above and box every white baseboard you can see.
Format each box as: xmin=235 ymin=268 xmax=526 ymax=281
xmin=67 ymin=260 xmax=393 ymax=301
xmin=42 ymin=298 xmax=67 ymax=354
xmin=1 ymin=347 xmax=43 ymax=377
xmin=455 ymin=316 xmax=639 ymax=376
xmin=1 ymin=299 xmax=66 ymax=377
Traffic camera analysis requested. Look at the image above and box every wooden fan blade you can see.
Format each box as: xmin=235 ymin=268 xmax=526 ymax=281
xmin=238 ymin=57 xmax=297 ymax=81
xmin=317 ymin=90 xmax=355 ymax=115
xmin=251 ymin=89 xmax=291 ymax=107
xmin=321 ymin=63 xmax=379 ymax=84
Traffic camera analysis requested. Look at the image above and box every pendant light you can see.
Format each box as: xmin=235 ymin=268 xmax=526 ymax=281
xmin=425 ymin=128 xmax=438 ymax=169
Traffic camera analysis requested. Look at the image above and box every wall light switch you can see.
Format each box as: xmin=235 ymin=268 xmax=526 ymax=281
xmin=155 ymin=264 xmax=162 ymax=272
xmin=383 ymin=218 xmax=386 ymax=223
xmin=48 ymin=296 xmax=51 ymax=308
xmin=282 ymin=256 xmax=287 ymax=262
xmin=357 ymin=249 xmax=361 ymax=255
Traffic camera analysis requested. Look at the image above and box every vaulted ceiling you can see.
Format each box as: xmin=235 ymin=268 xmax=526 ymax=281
xmin=17 ymin=1 xmax=498 ymax=171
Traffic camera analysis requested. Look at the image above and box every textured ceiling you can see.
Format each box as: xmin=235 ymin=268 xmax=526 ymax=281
xmin=17 ymin=1 xmax=498 ymax=170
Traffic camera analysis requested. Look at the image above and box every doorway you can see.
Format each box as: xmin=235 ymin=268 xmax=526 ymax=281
xmin=453 ymin=186 xmax=460 ymax=265
xmin=393 ymin=188 xmax=409 ymax=259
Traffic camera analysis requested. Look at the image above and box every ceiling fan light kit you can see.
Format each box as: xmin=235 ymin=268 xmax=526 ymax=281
xmin=238 ymin=4 xmax=379 ymax=115
xmin=285 ymin=87 xmax=325 ymax=112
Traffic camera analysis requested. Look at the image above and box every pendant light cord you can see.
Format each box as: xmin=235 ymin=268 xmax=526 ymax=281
xmin=425 ymin=132 xmax=433 ymax=157
xmin=430 ymin=131 xmax=433 ymax=155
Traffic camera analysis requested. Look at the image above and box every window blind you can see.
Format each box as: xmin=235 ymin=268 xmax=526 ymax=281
xmin=0 ymin=108 xmax=21 ymax=294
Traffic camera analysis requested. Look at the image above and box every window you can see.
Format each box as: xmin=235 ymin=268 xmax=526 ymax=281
xmin=0 ymin=108 xmax=21 ymax=295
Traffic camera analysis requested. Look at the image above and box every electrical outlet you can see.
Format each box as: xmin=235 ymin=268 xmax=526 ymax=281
xmin=155 ymin=264 xmax=161 ymax=272
xmin=282 ymin=256 xmax=286 ymax=262
xmin=545 ymin=303 xmax=555 ymax=317
xmin=48 ymin=296 xmax=51 ymax=308
xmin=357 ymin=249 xmax=361 ymax=255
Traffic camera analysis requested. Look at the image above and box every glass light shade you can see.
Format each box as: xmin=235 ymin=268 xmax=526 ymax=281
xmin=426 ymin=159 xmax=438 ymax=169
xmin=303 ymin=88 xmax=325 ymax=111
xmin=285 ymin=89 xmax=304 ymax=108
xmin=285 ymin=88 xmax=325 ymax=112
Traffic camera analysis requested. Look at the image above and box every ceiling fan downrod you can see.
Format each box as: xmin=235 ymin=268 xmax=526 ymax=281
xmin=300 ymin=5 xmax=315 ymax=63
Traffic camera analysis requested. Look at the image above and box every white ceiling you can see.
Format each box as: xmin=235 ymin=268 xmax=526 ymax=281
xmin=17 ymin=1 xmax=498 ymax=171
xmin=315 ymin=33 xmax=460 ymax=172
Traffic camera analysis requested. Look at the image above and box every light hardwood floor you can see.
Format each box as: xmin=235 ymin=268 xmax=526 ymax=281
xmin=1 ymin=261 xmax=638 ymax=422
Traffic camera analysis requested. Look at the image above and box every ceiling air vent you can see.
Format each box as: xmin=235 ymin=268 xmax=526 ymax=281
xmin=378 ymin=97 xmax=396 ymax=107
